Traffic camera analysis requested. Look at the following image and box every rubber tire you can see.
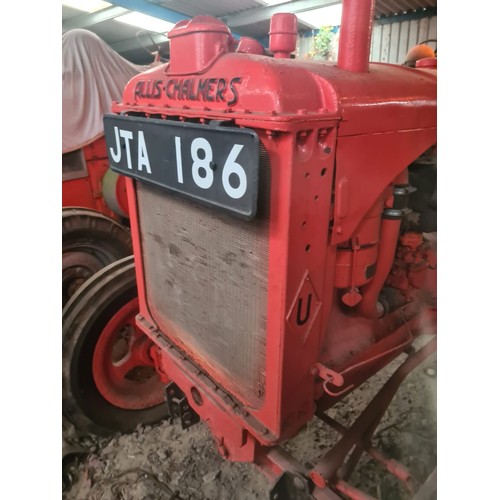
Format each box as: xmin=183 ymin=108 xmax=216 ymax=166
xmin=62 ymin=207 xmax=132 ymax=307
xmin=62 ymin=256 xmax=169 ymax=436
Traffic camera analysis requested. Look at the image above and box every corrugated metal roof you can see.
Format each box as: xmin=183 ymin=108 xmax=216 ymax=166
xmin=155 ymin=0 xmax=265 ymax=18
xmin=375 ymin=0 xmax=437 ymax=18
xmin=62 ymin=1 xmax=437 ymax=64
xmin=154 ymin=1 xmax=312 ymax=38
xmin=62 ymin=4 xmax=85 ymax=22
xmin=158 ymin=0 xmax=437 ymax=24
xmin=234 ymin=18 xmax=313 ymax=38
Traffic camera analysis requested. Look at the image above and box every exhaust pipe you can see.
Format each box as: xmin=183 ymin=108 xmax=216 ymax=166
xmin=337 ymin=0 xmax=376 ymax=73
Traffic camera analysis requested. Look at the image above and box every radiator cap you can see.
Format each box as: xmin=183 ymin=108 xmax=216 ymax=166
xmin=168 ymin=16 xmax=233 ymax=74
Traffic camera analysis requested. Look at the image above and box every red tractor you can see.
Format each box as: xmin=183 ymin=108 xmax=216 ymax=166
xmin=62 ymin=29 xmax=138 ymax=306
xmin=63 ymin=2 xmax=437 ymax=497
xmin=62 ymin=28 xmax=171 ymax=430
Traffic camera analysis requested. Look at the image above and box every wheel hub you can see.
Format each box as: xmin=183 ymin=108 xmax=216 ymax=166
xmin=92 ymin=299 xmax=165 ymax=410
xmin=62 ymin=251 xmax=103 ymax=304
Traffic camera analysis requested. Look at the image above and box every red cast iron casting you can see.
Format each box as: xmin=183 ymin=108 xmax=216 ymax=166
xmin=105 ymin=2 xmax=436 ymax=496
xmin=269 ymin=13 xmax=298 ymax=59
xmin=62 ymin=136 xmax=130 ymax=219
xmin=92 ymin=298 xmax=165 ymax=410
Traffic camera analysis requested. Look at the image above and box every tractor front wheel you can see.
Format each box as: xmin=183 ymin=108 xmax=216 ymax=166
xmin=62 ymin=256 xmax=169 ymax=436
xmin=62 ymin=207 xmax=132 ymax=307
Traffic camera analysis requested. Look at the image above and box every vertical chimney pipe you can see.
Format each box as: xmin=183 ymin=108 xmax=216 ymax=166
xmin=337 ymin=0 xmax=376 ymax=73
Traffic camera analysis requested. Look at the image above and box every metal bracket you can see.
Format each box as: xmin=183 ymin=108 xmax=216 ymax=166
xmin=312 ymin=363 xmax=344 ymax=387
xmin=312 ymin=362 xmax=347 ymax=398
xmin=165 ymin=382 xmax=200 ymax=430
xmin=310 ymin=338 xmax=437 ymax=494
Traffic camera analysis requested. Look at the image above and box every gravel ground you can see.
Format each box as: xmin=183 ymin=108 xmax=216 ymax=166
xmin=63 ymin=338 xmax=436 ymax=500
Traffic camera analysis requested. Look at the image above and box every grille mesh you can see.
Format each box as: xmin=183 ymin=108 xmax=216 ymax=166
xmin=137 ymin=147 xmax=270 ymax=407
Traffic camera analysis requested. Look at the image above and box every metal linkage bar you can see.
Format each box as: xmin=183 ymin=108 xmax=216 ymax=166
xmin=260 ymin=337 xmax=436 ymax=500
xmin=309 ymin=337 xmax=437 ymax=493
xmin=316 ymin=413 xmax=414 ymax=491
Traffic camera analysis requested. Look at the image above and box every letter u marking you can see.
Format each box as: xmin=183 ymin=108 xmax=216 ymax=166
xmin=297 ymin=293 xmax=312 ymax=326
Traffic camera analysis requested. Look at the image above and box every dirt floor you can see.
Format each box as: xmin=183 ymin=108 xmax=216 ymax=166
xmin=63 ymin=337 xmax=436 ymax=500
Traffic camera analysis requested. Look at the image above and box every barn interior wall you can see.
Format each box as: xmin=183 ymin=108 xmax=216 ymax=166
xmin=297 ymin=15 xmax=437 ymax=64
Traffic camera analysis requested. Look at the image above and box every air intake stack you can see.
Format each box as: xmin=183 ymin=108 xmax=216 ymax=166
xmin=337 ymin=0 xmax=376 ymax=72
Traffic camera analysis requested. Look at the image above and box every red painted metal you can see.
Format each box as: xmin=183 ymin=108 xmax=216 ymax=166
xmin=335 ymin=196 xmax=384 ymax=305
xmin=62 ymin=136 xmax=128 ymax=220
xmin=335 ymin=481 xmax=376 ymax=500
xmin=316 ymin=307 xmax=435 ymax=410
xmin=167 ymin=16 xmax=232 ymax=74
xmin=237 ymin=37 xmax=265 ymax=55
xmin=388 ymin=232 xmax=437 ymax=300
xmin=62 ymin=177 xmax=95 ymax=211
xmin=337 ymin=0 xmax=376 ymax=73
xmin=269 ymin=13 xmax=298 ymax=59
xmin=104 ymin=6 xmax=437 ymax=496
xmin=316 ymin=413 xmax=414 ymax=489
xmin=357 ymin=170 xmax=408 ymax=318
xmin=92 ymin=298 xmax=165 ymax=410
xmin=416 ymin=57 xmax=437 ymax=69
xmin=114 ymin=174 xmax=129 ymax=216
xmin=310 ymin=337 xmax=437 ymax=490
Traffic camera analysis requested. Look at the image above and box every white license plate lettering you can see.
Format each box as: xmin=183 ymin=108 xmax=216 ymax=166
xmin=104 ymin=115 xmax=259 ymax=219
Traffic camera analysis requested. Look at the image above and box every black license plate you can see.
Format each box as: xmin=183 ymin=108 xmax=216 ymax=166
xmin=103 ymin=115 xmax=260 ymax=219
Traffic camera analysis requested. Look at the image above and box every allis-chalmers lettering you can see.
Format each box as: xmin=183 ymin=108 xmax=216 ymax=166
xmin=134 ymin=79 xmax=163 ymax=99
xmin=134 ymin=77 xmax=242 ymax=106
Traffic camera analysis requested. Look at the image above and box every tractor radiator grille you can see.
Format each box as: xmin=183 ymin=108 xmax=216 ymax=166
xmin=137 ymin=148 xmax=270 ymax=407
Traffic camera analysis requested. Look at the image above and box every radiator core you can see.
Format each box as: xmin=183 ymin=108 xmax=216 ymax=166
xmin=137 ymin=148 xmax=271 ymax=407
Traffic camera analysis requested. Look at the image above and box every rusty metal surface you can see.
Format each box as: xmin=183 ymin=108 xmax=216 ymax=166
xmin=137 ymin=147 xmax=271 ymax=407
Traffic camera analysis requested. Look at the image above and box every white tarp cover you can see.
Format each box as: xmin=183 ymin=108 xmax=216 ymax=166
xmin=62 ymin=29 xmax=147 ymax=153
